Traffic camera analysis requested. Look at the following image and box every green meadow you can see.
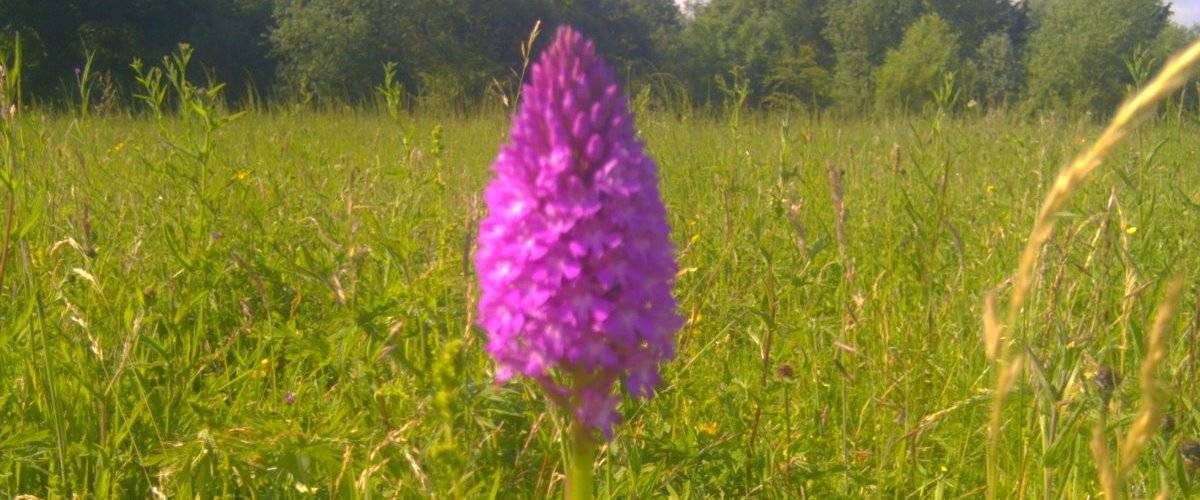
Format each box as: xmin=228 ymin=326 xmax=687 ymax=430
xmin=1 ymin=104 xmax=1199 ymax=497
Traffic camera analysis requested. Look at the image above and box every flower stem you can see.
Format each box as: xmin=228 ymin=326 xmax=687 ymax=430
xmin=565 ymin=420 xmax=595 ymax=500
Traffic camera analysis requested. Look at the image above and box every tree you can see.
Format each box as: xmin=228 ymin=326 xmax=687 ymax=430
xmin=765 ymin=44 xmax=831 ymax=109
xmin=269 ymin=0 xmax=376 ymax=98
xmin=270 ymin=0 xmax=550 ymax=102
xmin=1024 ymin=0 xmax=1169 ymax=114
xmin=189 ymin=0 xmax=276 ymax=98
xmin=874 ymin=14 xmax=961 ymax=112
xmin=561 ymin=0 xmax=681 ymax=76
xmin=678 ymin=0 xmax=830 ymax=107
xmin=269 ymin=0 xmax=681 ymax=103
xmin=1149 ymin=21 xmax=1198 ymax=63
xmin=973 ymin=32 xmax=1023 ymax=107
xmin=0 ymin=0 xmax=273 ymax=102
xmin=825 ymin=0 xmax=924 ymax=111
xmin=928 ymin=0 xmax=1028 ymax=57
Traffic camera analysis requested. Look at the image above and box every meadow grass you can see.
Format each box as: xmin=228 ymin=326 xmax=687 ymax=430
xmin=1 ymin=106 xmax=1199 ymax=497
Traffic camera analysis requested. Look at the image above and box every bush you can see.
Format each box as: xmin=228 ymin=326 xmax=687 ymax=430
xmin=824 ymin=0 xmax=923 ymax=113
xmin=874 ymin=14 xmax=961 ymax=112
xmin=764 ymin=44 xmax=831 ymax=110
xmin=269 ymin=0 xmax=377 ymax=100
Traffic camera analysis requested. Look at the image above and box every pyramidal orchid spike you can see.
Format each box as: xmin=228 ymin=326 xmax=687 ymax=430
xmin=475 ymin=26 xmax=682 ymax=440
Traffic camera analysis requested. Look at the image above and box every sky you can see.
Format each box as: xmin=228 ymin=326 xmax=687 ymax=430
xmin=1177 ymin=0 xmax=1200 ymax=26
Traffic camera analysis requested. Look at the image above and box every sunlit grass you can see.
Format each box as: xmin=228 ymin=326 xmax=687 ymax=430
xmin=0 ymin=108 xmax=1198 ymax=496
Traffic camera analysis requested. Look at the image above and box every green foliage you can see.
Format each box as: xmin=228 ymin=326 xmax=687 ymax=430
xmin=376 ymin=62 xmax=406 ymax=122
xmin=131 ymin=58 xmax=167 ymax=118
xmin=974 ymin=32 xmax=1024 ymax=107
xmin=0 ymin=36 xmax=22 ymax=294
xmin=74 ymin=49 xmax=96 ymax=118
xmin=764 ymin=44 xmax=831 ymax=110
xmin=558 ymin=0 xmax=681 ymax=75
xmin=1151 ymin=22 xmax=1199 ymax=62
xmin=267 ymin=0 xmax=678 ymax=105
xmin=0 ymin=0 xmax=273 ymax=103
xmin=874 ymin=15 xmax=961 ymax=112
xmin=825 ymin=0 xmax=924 ymax=111
xmin=269 ymin=0 xmax=377 ymax=100
xmin=0 ymin=0 xmax=1193 ymax=114
xmin=679 ymin=0 xmax=830 ymax=107
xmin=1024 ymin=0 xmax=1170 ymax=114
xmin=927 ymin=0 xmax=1028 ymax=58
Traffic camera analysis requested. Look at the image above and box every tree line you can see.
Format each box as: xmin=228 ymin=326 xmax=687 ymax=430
xmin=0 ymin=0 xmax=1194 ymax=114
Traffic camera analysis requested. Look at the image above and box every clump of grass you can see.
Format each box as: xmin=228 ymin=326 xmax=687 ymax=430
xmin=0 ymin=41 xmax=20 ymax=291
xmin=1091 ymin=278 xmax=1183 ymax=498
xmin=985 ymin=38 xmax=1200 ymax=499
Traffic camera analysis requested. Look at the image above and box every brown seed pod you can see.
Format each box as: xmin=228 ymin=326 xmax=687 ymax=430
xmin=1180 ymin=440 xmax=1200 ymax=469
xmin=1094 ymin=365 xmax=1119 ymax=403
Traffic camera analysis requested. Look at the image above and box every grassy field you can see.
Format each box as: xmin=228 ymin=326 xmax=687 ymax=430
xmin=1 ymin=105 xmax=1199 ymax=497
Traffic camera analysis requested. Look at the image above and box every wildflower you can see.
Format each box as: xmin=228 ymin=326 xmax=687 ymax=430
xmin=254 ymin=358 xmax=270 ymax=378
xmin=284 ymin=392 xmax=295 ymax=405
xmin=1125 ymin=226 xmax=1138 ymax=235
xmin=476 ymin=25 xmax=682 ymax=442
xmin=477 ymin=27 xmax=683 ymax=497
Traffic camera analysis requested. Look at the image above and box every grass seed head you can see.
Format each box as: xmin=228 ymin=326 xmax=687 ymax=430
xmin=775 ymin=363 xmax=795 ymax=380
xmin=1094 ymin=365 xmax=1119 ymax=403
xmin=1181 ymin=440 xmax=1200 ymax=470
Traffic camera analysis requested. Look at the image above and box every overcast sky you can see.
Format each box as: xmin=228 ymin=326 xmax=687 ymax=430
xmin=1177 ymin=0 xmax=1200 ymax=26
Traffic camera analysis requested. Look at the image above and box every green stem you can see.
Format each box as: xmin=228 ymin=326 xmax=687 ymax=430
xmin=565 ymin=420 xmax=595 ymax=500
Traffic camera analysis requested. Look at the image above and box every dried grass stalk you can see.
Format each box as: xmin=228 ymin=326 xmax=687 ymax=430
xmin=986 ymin=36 xmax=1200 ymax=500
xmin=1008 ymin=41 xmax=1200 ymax=320
xmin=1119 ymin=278 xmax=1184 ymax=474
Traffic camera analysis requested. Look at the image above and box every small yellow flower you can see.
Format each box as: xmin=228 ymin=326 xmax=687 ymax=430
xmin=253 ymin=358 xmax=271 ymax=378
xmin=234 ymin=170 xmax=249 ymax=181
xmin=1125 ymin=226 xmax=1138 ymax=235
xmin=109 ymin=142 xmax=125 ymax=154
xmin=698 ymin=422 xmax=718 ymax=436
xmin=986 ymin=185 xmax=996 ymax=194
